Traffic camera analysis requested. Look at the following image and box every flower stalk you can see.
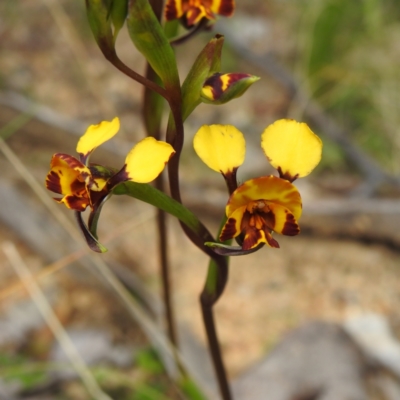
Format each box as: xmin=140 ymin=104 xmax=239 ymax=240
xmin=46 ymin=2 xmax=323 ymax=399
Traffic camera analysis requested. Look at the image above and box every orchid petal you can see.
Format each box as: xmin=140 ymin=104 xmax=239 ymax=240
xmin=226 ymin=176 xmax=302 ymax=221
xmin=193 ymin=124 xmax=245 ymax=175
xmin=261 ymin=119 xmax=322 ymax=181
xmin=124 ymin=137 xmax=175 ymax=183
xmin=76 ymin=117 xmax=120 ymax=160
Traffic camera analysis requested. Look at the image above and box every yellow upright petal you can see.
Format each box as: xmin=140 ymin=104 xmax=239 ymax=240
xmin=261 ymin=119 xmax=322 ymax=181
xmin=124 ymin=137 xmax=175 ymax=183
xmin=76 ymin=117 xmax=120 ymax=157
xmin=193 ymin=124 xmax=245 ymax=175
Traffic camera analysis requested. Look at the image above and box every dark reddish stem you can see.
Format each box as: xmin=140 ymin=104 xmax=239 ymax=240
xmin=166 ymin=90 xmax=232 ymax=400
xmin=101 ymin=47 xmax=169 ymax=101
xmin=142 ymin=61 xmax=179 ymax=350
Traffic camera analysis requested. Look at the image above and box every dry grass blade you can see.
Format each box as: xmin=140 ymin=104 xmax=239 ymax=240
xmin=40 ymin=0 xmax=124 ymax=133
xmin=2 ymin=241 xmax=113 ymax=400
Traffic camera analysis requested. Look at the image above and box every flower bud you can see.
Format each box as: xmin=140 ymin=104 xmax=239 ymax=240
xmin=181 ymin=34 xmax=224 ymax=120
xmin=85 ymin=0 xmax=114 ymax=53
xmin=201 ymin=73 xmax=260 ymax=105
xmin=110 ymin=0 xmax=128 ymax=42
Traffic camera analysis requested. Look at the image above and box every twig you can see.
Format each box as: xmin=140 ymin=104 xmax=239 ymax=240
xmin=2 ymin=241 xmax=113 ymax=400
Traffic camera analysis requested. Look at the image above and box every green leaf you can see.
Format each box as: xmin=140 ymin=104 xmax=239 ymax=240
xmin=143 ymin=66 xmax=165 ymax=137
xmin=85 ymin=0 xmax=114 ymax=52
xmin=127 ymin=0 xmax=180 ymax=91
xmin=181 ymin=34 xmax=224 ymax=121
xmin=110 ymin=0 xmax=129 ymax=42
xmin=113 ymin=181 xmax=203 ymax=237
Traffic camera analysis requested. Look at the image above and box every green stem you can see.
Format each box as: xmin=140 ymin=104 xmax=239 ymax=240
xmin=170 ymin=18 xmax=209 ymax=46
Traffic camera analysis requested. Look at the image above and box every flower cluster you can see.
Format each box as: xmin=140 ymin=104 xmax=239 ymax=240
xmin=193 ymin=119 xmax=322 ymax=253
xmin=46 ymin=117 xmax=174 ymax=212
xmin=45 ymin=118 xmax=175 ymax=251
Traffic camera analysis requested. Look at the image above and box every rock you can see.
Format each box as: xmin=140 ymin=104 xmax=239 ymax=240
xmin=232 ymin=321 xmax=368 ymax=400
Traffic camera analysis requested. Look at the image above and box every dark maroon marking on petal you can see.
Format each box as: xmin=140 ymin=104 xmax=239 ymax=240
xmin=46 ymin=171 xmax=63 ymax=194
xmin=218 ymin=0 xmax=235 ymax=16
xmin=164 ymin=0 xmax=179 ymax=20
xmin=219 ymin=217 xmax=239 ymax=242
xmin=282 ymin=212 xmax=300 ymax=236
xmin=242 ymin=227 xmax=263 ymax=250
xmin=227 ymin=73 xmax=252 ymax=83
xmin=204 ymin=73 xmax=223 ymax=99
xmin=277 ymin=166 xmax=298 ymax=183
xmin=107 ymin=165 xmax=130 ymax=190
xmin=63 ymin=195 xmax=90 ymax=212
xmin=264 ymin=230 xmax=280 ymax=248
xmin=70 ymin=179 xmax=87 ymax=195
xmin=57 ymin=153 xmax=86 ymax=170
xmin=222 ymin=168 xmax=238 ymax=194
xmin=259 ymin=209 xmax=275 ymax=231
xmin=79 ymin=152 xmax=92 ymax=166
xmin=186 ymin=6 xmax=202 ymax=26
xmin=89 ymin=188 xmax=109 ymax=207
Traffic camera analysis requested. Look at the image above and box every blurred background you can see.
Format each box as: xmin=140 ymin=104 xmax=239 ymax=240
xmin=1 ymin=0 xmax=400 ymax=399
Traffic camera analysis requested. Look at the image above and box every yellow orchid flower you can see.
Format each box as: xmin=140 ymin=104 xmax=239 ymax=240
xmin=46 ymin=118 xmax=175 ymax=212
xmin=165 ymin=0 xmax=235 ymax=27
xmin=220 ymin=176 xmax=302 ymax=250
xmin=193 ymin=119 xmax=322 ymax=251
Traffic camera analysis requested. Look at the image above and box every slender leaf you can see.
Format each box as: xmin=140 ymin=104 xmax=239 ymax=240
xmin=127 ymin=0 xmax=179 ymax=91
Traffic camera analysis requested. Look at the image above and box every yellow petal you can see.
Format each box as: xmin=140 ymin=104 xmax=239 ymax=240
xmin=226 ymin=175 xmax=302 ymax=221
xmin=219 ymin=205 xmax=246 ymax=242
xmin=193 ymin=124 xmax=245 ymax=175
xmin=266 ymin=203 xmax=300 ymax=235
xmin=46 ymin=154 xmax=90 ymax=195
xmin=124 ymin=137 xmax=175 ymax=183
xmin=211 ymin=0 xmax=235 ymax=16
xmin=76 ymin=117 xmax=120 ymax=157
xmin=261 ymin=119 xmax=322 ymax=181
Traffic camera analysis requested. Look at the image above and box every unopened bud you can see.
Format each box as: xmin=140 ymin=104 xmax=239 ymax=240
xmin=85 ymin=0 xmax=114 ymax=53
xmin=201 ymin=73 xmax=260 ymax=105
